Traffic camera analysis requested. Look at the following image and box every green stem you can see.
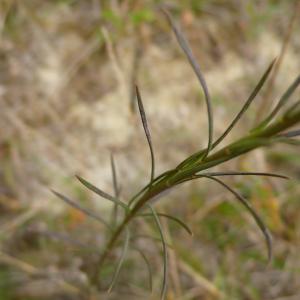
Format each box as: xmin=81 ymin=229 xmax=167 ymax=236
xmin=92 ymin=108 xmax=300 ymax=288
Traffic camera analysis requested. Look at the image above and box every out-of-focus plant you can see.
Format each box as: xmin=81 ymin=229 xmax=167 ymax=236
xmin=52 ymin=10 xmax=300 ymax=299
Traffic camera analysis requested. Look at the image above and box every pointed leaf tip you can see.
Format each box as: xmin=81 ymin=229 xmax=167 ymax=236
xmin=135 ymin=86 xmax=155 ymax=182
xmin=76 ymin=175 xmax=128 ymax=211
xmin=162 ymin=8 xmax=213 ymax=157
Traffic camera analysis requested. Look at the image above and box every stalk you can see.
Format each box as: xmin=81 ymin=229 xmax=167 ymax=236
xmin=92 ymin=107 xmax=300 ymax=285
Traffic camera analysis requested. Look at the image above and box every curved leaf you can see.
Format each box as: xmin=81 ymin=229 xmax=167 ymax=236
xmin=213 ymin=59 xmax=276 ymax=148
xmin=76 ymin=175 xmax=129 ymax=211
xmin=138 ymin=213 xmax=193 ymax=236
xmin=254 ymin=74 xmax=300 ymax=131
xmin=147 ymin=204 xmax=168 ymax=299
xmin=201 ymin=176 xmax=272 ymax=263
xmin=163 ymin=9 xmax=213 ymax=158
xmin=199 ymin=171 xmax=289 ymax=180
xmin=136 ymin=85 xmax=155 ymax=182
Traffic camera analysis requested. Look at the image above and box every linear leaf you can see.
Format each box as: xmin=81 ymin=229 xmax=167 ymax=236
xmin=255 ymin=74 xmax=300 ymax=130
xmin=147 ymin=204 xmax=168 ymax=299
xmin=138 ymin=213 xmax=193 ymax=236
xmin=51 ymin=190 xmax=111 ymax=229
xmin=199 ymin=171 xmax=289 ymax=180
xmin=136 ymin=85 xmax=155 ymax=182
xmin=213 ymin=59 xmax=276 ymax=148
xmin=108 ymin=227 xmax=130 ymax=293
xmin=76 ymin=175 xmax=128 ymax=211
xmin=163 ymin=9 xmax=213 ymax=158
xmin=201 ymin=176 xmax=272 ymax=263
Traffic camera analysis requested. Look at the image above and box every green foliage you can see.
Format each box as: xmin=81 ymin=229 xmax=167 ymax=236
xmin=52 ymin=9 xmax=300 ymax=299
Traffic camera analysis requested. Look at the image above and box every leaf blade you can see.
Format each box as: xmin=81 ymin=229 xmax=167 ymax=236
xmin=136 ymin=85 xmax=155 ymax=182
xmin=76 ymin=175 xmax=128 ymax=211
xmin=213 ymin=59 xmax=276 ymax=148
xmin=254 ymin=74 xmax=300 ymax=131
xmin=147 ymin=204 xmax=168 ymax=299
xmin=199 ymin=171 xmax=289 ymax=180
xmin=201 ymin=176 xmax=272 ymax=263
xmin=163 ymin=9 xmax=213 ymax=158
xmin=139 ymin=213 xmax=193 ymax=236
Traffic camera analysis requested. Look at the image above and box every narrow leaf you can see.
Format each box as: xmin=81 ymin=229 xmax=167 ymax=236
xmin=76 ymin=175 xmax=128 ymax=211
xmin=201 ymin=176 xmax=272 ymax=263
xmin=255 ymin=74 xmax=300 ymax=130
xmin=139 ymin=213 xmax=193 ymax=236
xmin=108 ymin=227 xmax=130 ymax=293
xmin=147 ymin=204 xmax=168 ymax=299
xmin=213 ymin=59 xmax=276 ymax=148
xmin=163 ymin=9 xmax=213 ymax=157
xmin=136 ymin=85 xmax=155 ymax=182
xmin=51 ymin=190 xmax=111 ymax=229
xmin=199 ymin=171 xmax=289 ymax=180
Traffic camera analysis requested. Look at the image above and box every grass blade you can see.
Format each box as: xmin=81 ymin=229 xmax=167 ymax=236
xmin=136 ymin=85 xmax=155 ymax=182
xmin=51 ymin=190 xmax=111 ymax=229
xmin=199 ymin=171 xmax=289 ymax=180
xmin=76 ymin=175 xmax=128 ymax=211
xmin=139 ymin=213 xmax=193 ymax=236
xmin=147 ymin=204 xmax=168 ymax=299
xmin=163 ymin=9 xmax=213 ymax=158
xmin=108 ymin=227 xmax=130 ymax=293
xmin=201 ymin=176 xmax=272 ymax=263
xmin=255 ymin=74 xmax=300 ymax=130
xmin=213 ymin=59 xmax=276 ymax=148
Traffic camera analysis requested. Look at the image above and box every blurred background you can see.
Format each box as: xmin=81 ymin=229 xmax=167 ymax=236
xmin=0 ymin=0 xmax=300 ymax=299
